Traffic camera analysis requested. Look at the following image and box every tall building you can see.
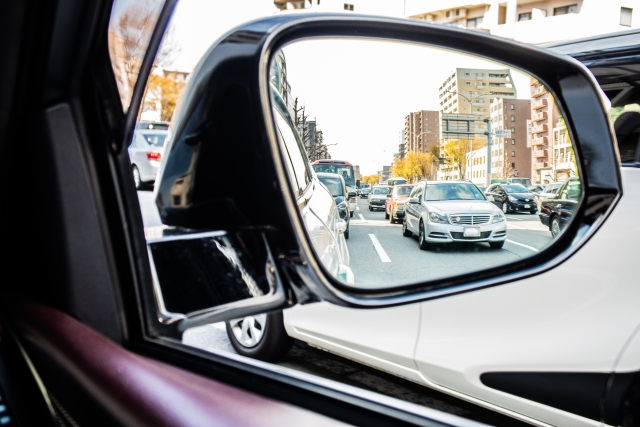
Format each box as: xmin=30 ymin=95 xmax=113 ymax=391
xmin=403 ymin=110 xmax=440 ymax=155
xmin=530 ymin=78 xmax=559 ymax=184
xmin=491 ymin=97 xmax=532 ymax=180
xmin=438 ymin=68 xmax=517 ymax=118
xmin=407 ymin=1 xmax=640 ymax=45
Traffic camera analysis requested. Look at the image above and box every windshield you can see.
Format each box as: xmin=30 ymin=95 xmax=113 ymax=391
xmin=319 ymin=177 xmax=344 ymax=197
xmin=393 ymin=186 xmax=414 ymax=197
xmin=372 ymin=187 xmax=391 ymax=195
xmin=503 ymin=184 xmax=529 ymax=193
xmin=425 ymin=183 xmax=485 ymax=201
xmin=544 ymin=183 xmax=562 ymax=193
xmin=313 ymin=164 xmax=355 ymax=187
xmin=141 ymin=133 xmax=167 ymax=147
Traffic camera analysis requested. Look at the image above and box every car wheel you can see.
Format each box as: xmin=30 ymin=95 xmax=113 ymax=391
xmin=530 ymin=209 xmax=537 ymax=215
xmin=418 ymin=221 xmax=430 ymax=250
xmin=402 ymin=219 xmax=412 ymax=237
xmin=368 ymin=204 xmax=372 ymax=211
xmin=489 ymin=241 xmax=504 ymax=249
xmin=132 ymin=165 xmax=144 ymax=190
xmin=226 ymin=312 xmax=293 ymax=362
xmin=344 ymin=225 xmax=350 ymax=239
xmin=501 ymin=202 xmax=509 ymax=213
xmin=384 ymin=209 xmax=389 ymax=219
xmin=551 ymin=216 xmax=561 ymax=238
xmin=350 ymin=211 xmax=354 ymax=218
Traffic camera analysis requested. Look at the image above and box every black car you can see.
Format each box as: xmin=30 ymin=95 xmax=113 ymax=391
xmin=539 ymin=177 xmax=581 ymax=237
xmin=317 ymin=172 xmax=350 ymax=239
xmin=485 ymin=183 xmax=538 ymax=214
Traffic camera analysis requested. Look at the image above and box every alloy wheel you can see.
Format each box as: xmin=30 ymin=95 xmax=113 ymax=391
xmin=502 ymin=202 xmax=508 ymax=213
xmin=132 ymin=166 xmax=142 ymax=189
xmin=229 ymin=314 xmax=267 ymax=348
xmin=551 ymin=217 xmax=561 ymax=238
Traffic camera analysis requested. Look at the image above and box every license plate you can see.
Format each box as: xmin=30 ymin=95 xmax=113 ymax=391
xmin=524 ymin=204 xmax=531 ymax=208
xmin=463 ymin=228 xmax=481 ymax=237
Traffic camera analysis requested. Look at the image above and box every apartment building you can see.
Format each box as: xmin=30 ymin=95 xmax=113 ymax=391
xmin=530 ymin=78 xmax=559 ymax=184
xmin=403 ymin=110 xmax=440 ymax=155
xmin=407 ymin=1 xmax=640 ymax=45
xmin=439 ymin=68 xmax=517 ymax=118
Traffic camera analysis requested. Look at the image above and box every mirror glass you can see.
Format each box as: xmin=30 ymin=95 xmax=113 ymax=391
xmin=270 ymin=39 xmax=581 ymax=289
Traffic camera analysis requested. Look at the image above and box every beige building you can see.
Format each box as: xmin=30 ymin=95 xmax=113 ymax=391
xmin=530 ymin=78 xmax=559 ymax=183
xmin=439 ymin=68 xmax=517 ymax=118
xmin=408 ymin=1 xmax=640 ymax=45
xmin=404 ymin=110 xmax=440 ymax=155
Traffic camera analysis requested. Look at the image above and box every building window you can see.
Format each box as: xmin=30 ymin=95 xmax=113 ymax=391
xmin=344 ymin=3 xmax=354 ymax=11
xmin=510 ymin=116 xmax=515 ymax=122
xmin=510 ymin=104 xmax=514 ymax=110
xmin=511 ymin=151 xmax=515 ymax=157
xmin=465 ymin=81 xmax=471 ymax=85
xmin=511 ymin=127 xmax=515 ymax=133
xmin=518 ymin=12 xmax=531 ymax=21
xmin=511 ymin=139 xmax=515 ymax=145
xmin=621 ymin=7 xmax=633 ymax=26
xmin=554 ymin=4 xmax=578 ymax=16
xmin=467 ymin=17 xmax=483 ymax=28
xmin=512 ymin=162 xmax=516 ymax=168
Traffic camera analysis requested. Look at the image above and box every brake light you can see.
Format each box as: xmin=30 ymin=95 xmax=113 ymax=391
xmin=147 ymin=151 xmax=161 ymax=161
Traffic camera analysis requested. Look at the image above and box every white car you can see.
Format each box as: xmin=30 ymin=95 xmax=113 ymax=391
xmin=227 ymin=31 xmax=640 ymax=427
xmin=402 ymin=181 xmax=507 ymax=250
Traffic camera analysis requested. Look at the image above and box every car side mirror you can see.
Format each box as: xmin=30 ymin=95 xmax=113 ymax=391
xmin=348 ymin=191 xmax=357 ymax=198
xmin=336 ymin=219 xmax=347 ymax=233
xmin=149 ymin=13 xmax=621 ymax=335
xmin=408 ymin=197 xmax=419 ymax=204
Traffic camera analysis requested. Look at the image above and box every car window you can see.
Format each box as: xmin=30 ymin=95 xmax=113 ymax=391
xmin=275 ymin=111 xmax=310 ymax=197
xmin=560 ymin=181 xmax=581 ymax=200
xmin=372 ymin=187 xmax=390 ymax=194
xmin=425 ymin=183 xmax=485 ymax=201
xmin=503 ymin=184 xmax=528 ymax=192
xmin=140 ymin=132 xmax=167 ymax=147
xmin=393 ymin=186 xmax=414 ymax=196
xmin=318 ymin=177 xmax=344 ymax=196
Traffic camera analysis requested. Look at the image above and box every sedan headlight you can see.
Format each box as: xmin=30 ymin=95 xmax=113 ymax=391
xmin=492 ymin=212 xmax=505 ymax=223
xmin=337 ymin=201 xmax=348 ymax=211
xmin=508 ymin=196 xmax=517 ymax=202
xmin=429 ymin=212 xmax=449 ymax=224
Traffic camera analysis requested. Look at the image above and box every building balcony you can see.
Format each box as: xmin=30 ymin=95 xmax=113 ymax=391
xmin=532 ymin=124 xmax=548 ymax=134
xmin=532 ymin=86 xmax=546 ymax=97
xmin=532 ymin=98 xmax=547 ymax=110
xmin=533 ymin=161 xmax=548 ymax=169
xmin=533 ymin=149 xmax=547 ymax=158
xmin=532 ymin=111 xmax=547 ymax=122
xmin=531 ymin=136 xmax=548 ymax=146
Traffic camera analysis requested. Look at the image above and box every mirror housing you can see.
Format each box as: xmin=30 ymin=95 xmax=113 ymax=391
xmin=408 ymin=197 xmax=420 ymax=204
xmin=348 ymin=191 xmax=357 ymax=198
xmin=150 ymin=13 xmax=621 ymax=332
xmin=336 ymin=219 xmax=347 ymax=234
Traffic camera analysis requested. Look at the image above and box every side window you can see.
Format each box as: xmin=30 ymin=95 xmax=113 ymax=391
xmin=414 ymin=184 xmax=423 ymax=201
xmin=274 ymin=111 xmax=310 ymax=197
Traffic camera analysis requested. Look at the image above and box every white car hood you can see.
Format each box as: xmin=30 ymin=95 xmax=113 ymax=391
xmin=427 ymin=200 xmax=498 ymax=215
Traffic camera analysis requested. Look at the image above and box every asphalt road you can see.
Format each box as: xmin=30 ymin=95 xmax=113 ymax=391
xmin=137 ymin=189 xmax=538 ymax=427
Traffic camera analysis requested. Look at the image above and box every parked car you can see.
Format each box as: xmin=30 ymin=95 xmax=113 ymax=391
xmin=128 ymin=128 xmax=168 ymax=189
xmin=367 ymin=185 xmax=392 ymax=210
xmin=539 ymin=177 xmax=581 ymax=237
xmin=317 ymin=172 xmax=350 ymax=239
xmin=384 ymin=184 xmax=414 ymax=223
xmin=484 ymin=183 xmax=538 ymax=214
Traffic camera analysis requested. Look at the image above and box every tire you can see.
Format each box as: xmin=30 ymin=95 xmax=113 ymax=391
xmin=418 ymin=221 xmax=430 ymax=250
xmin=132 ymin=165 xmax=144 ymax=190
xmin=550 ymin=216 xmax=561 ymax=238
xmin=350 ymin=211 xmax=354 ymax=218
xmin=344 ymin=225 xmax=350 ymax=239
xmin=489 ymin=241 xmax=504 ymax=249
xmin=402 ymin=219 xmax=412 ymax=237
xmin=369 ymin=204 xmax=372 ymax=211
xmin=226 ymin=311 xmax=293 ymax=362
xmin=501 ymin=202 xmax=509 ymax=214
xmin=530 ymin=209 xmax=537 ymax=215
xmin=384 ymin=209 xmax=389 ymax=219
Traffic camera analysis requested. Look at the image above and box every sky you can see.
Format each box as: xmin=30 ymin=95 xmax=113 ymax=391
xmin=282 ymin=39 xmax=532 ymax=175
xmin=110 ymin=0 xmax=533 ymax=174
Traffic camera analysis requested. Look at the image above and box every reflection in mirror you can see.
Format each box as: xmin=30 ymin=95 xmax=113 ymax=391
xmin=270 ymin=39 xmax=580 ymax=289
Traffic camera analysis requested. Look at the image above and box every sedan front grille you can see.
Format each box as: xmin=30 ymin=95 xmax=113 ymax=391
xmin=450 ymin=231 xmax=492 ymax=240
xmin=449 ymin=214 xmax=491 ymax=225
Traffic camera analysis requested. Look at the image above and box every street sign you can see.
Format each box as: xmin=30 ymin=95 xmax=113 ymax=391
xmin=494 ymin=129 xmax=511 ymax=138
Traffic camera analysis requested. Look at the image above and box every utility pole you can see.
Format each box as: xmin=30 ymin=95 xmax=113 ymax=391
xmin=484 ymin=117 xmax=492 ymax=187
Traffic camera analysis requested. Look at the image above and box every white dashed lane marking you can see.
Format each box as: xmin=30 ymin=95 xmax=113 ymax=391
xmin=369 ymin=234 xmax=391 ymax=262
xmin=506 ymin=239 xmax=539 ymax=252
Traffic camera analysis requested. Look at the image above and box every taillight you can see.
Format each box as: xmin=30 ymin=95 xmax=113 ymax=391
xmin=147 ymin=151 xmax=161 ymax=161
